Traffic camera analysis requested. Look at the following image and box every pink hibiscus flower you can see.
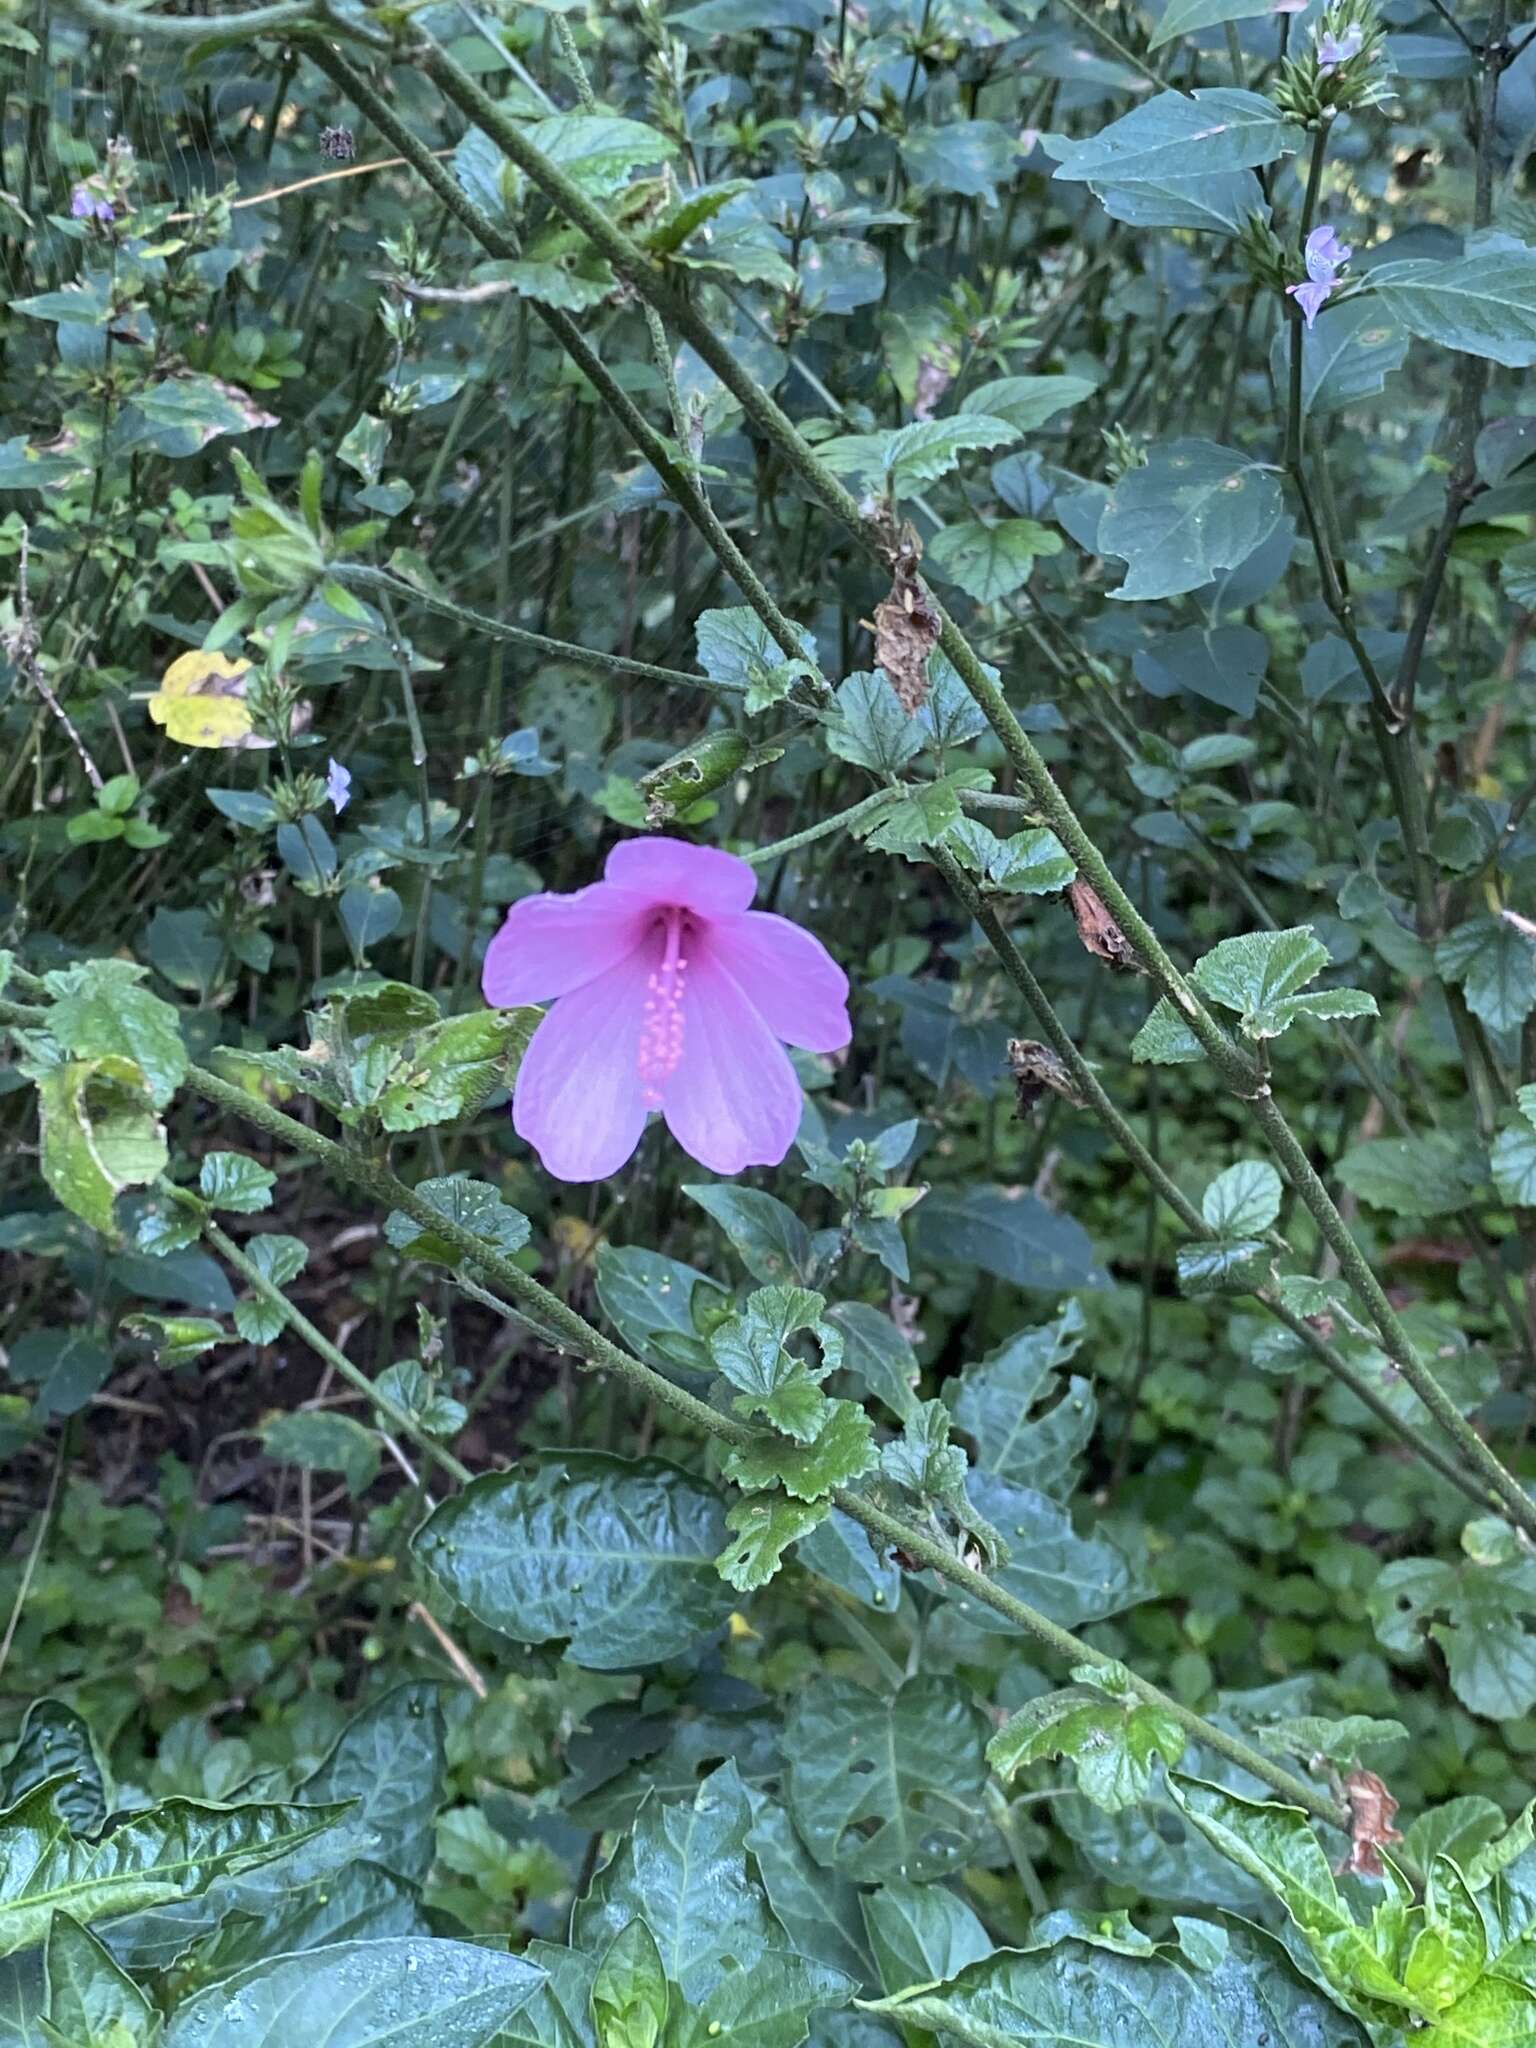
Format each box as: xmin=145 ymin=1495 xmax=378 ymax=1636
xmin=482 ymin=836 xmax=851 ymax=1182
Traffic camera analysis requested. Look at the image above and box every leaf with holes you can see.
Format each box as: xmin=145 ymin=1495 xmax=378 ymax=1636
xmin=783 ymin=1676 xmax=990 ymax=1881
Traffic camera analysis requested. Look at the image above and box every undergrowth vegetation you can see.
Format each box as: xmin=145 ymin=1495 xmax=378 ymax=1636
xmin=4 ymin=0 xmax=1536 ymax=2039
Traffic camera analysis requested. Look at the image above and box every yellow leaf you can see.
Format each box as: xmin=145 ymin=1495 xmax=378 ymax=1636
xmin=148 ymin=649 xmax=256 ymax=749
xmin=155 ymin=694 xmax=254 ymax=748
xmin=156 ymin=649 xmax=253 ymax=700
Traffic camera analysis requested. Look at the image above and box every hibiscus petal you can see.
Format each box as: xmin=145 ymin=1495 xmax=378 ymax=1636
xmin=703 ymin=911 xmax=851 ymax=1053
xmin=661 ymin=950 xmax=804 ymax=1174
xmin=512 ymin=948 xmax=655 ymax=1181
xmin=483 ymin=883 xmax=651 ymax=1006
xmin=605 ymin=835 xmax=757 ymax=916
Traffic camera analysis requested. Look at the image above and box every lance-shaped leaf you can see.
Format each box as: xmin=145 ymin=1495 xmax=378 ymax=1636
xmin=0 ymin=1779 xmax=350 ymax=1957
xmin=415 ymin=1452 xmax=734 ymax=1670
xmin=858 ymin=1924 xmax=1372 ymax=2047
xmin=1371 ymin=239 xmax=1536 ymax=369
xmin=45 ymin=1914 xmax=156 ymax=2047
xmin=162 ymin=1936 xmax=545 ymax=2048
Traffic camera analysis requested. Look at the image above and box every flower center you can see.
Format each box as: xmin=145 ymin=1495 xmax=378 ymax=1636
xmin=638 ymin=906 xmax=691 ymax=1106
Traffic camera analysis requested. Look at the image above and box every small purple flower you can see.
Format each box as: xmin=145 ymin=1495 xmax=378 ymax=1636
xmin=70 ymin=184 xmax=114 ymax=224
xmin=327 ymin=758 xmax=352 ymax=813
xmin=1317 ymin=22 xmax=1365 ymax=70
xmin=1287 ymin=224 xmax=1353 ymax=330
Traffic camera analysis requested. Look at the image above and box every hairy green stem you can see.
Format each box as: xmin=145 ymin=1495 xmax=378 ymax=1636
xmin=331 ymin=563 xmax=736 ymax=697
xmin=935 ymin=851 xmax=1494 ymax=1510
xmin=0 ymin=980 xmax=1346 ymax=1829
xmin=204 ymin=1219 xmax=473 ymax=1487
xmin=386 ymin=28 xmax=1536 ymax=1524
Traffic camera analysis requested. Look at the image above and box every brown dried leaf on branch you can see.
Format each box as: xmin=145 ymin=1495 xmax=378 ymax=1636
xmin=1006 ymin=1038 xmax=1085 ymax=1118
xmin=1065 ymin=879 xmax=1142 ymax=973
xmin=1337 ymin=1768 xmax=1403 ymax=1877
xmin=872 ymin=527 xmax=941 ymax=713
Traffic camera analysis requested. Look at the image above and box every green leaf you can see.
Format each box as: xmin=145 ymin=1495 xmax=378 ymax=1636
xmin=859 ymin=1926 xmax=1370 ymax=2048
xmin=1368 ymin=1520 xmax=1536 ymax=1719
xmin=1168 ymin=1778 xmax=1422 ymax=2011
xmin=647 ymin=179 xmax=753 ymax=254
xmin=937 ymin=1472 xmax=1145 ymax=1632
xmin=723 ymin=1399 xmax=878 ymax=1501
xmin=783 ymin=1676 xmax=990 ymax=1881
xmin=37 ymin=1059 xmax=168 ymax=1236
xmin=988 ymin=1686 xmax=1187 ymax=1813
xmin=926 ymin=519 xmax=1062 ymax=602
xmin=879 ymin=1398 xmax=968 ymax=1501
xmin=295 ymin=1684 xmax=445 ymax=1888
xmin=197 ymin=1151 xmax=275 ymax=1213
xmin=717 ymin=1495 xmax=830 ymax=1592
xmin=162 ymin=1937 xmax=545 ymax=2048
xmin=44 ymin=1916 xmax=155 ymax=2048
xmin=414 ymin=1451 xmax=734 ymax=1669
xmin=694 ymin=607 xmax=818 ymax=712
xmin=574 ymin=1764 xmax=777 ymax=1995
xmin=377 ymin=1009 xmax=539 ymax=1132
xmin=382 ymin=1175 xmax=531 ymax=1265
xmin=948 ymin=1303 xmax=1094 ymax=1498
xmin=684 ymin=1185 xmax=811 ymax=1285
xmin=1100 ymin=441 xmax=1286 ymax=603
xmin=1403 ymin=1859 xmax=1487 ymax=2017
xmin=0 ymin=1779 xmax=349 ymax=1958
xmin=1052 ymin=89 xmax=1302 ymax=185
xmin=1336 ymin=1134 xmax=1485 ymax=1218
xmin=816 ymin=417 xmax=1021 ymax=493
xmin=1435 ymin=917 xmax=1536 ymax=1033
xmin=1090 ymin=167 xmax=1268 ymax=235
xmin=857 ymin=772 xmax=990 ymax=857
xmin=592 ymin=1918 xmax=668 ymax=2048
xmin=1130 ymin=998 xmax=1204 ymax=1065
xmin=709 ymin=1286 xmax=843 ymax=1440
xmin=1191 ymin=925 xmax=1354 ymax=1037
xmin=1132 ymin=622 xmax=1269 ymax=716
xmin=4 ymin=1328 xmax=112 ymax=1419
xmin=261 ymin=1411 xmax=380 ymax=1497
xmin=524 ymin=113 xmax=676 ymax=195
xmin=961 ymin=374 xmax=1098 ymax=433
xmin=1150 ymin=0 xmax=1281 ymax=47
xmin=823 ymin=671 xmax=923 ymax=775
xmin=825 ymin=1302 xmax=921 ymax=1424
xmin=2 ymin=1703 xmax=107 ymax=1835
xmin=913 ymin=1186 xmax=1107 ymax=1293
xmin=862 ymin=1878 xmax=991 ymax=1997
xmin=594 ymin=1246 xmax=727 ymax=1376
xmin=1491 ymin=1120 xmax=1536 ymax=1206
xmin=231 ymin=1235 xmax=308 ymax=1344
xmin=944 ymin=819 xmax=1077 ymax=895
xmin=1202 ymin=1160 xmax=1282 ymax=1236
xmin=1372 ymin=237 xmax=1536 ymax=368
xmin=1176 ymin=1238 xmax=1269 ymax=1298
xmin=1268 ymin=297 xmax=1410 ymax=420
xmin=900 ymin=120 xmax=1017 ymax=205
xmin=43 ymin=963 xmax=187 ymax=1109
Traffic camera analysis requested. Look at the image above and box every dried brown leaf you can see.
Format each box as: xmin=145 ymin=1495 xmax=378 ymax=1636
xmin=1337 ymin=1768 xmax=1402 ymax=1877
xmin=873 ymin=531 xmax=941 ymax=713
xmin=1065 ymin=879 xmax=1141 ymax=973
xmin=1006 ymin=1038 xmax=1085 ymax=1117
